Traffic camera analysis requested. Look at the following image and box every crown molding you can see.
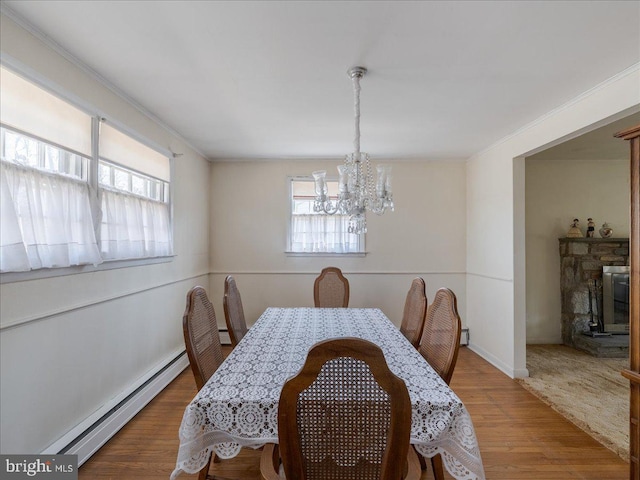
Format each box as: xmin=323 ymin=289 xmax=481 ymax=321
xmin=469 ymin=62 xmax=640 ymax=162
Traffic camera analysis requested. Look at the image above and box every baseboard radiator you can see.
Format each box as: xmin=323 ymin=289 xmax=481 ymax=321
xmin=59 ymin=351 xmax=189 ymax=466
xmin=461 ymin=328 xmax=470 ymax=346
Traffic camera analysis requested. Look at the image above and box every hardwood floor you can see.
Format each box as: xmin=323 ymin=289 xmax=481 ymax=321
xmin=78 ymin=347 xmax=628 ymax=480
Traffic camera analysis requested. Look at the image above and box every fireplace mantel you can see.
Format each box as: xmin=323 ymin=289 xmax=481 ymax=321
xmin=558 ymin=237 xmax=629 ymax=348
xmin=559 ymin=237 xmax=629 ymax=244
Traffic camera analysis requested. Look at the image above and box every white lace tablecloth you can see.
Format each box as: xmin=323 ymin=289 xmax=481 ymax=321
xmin=171 ymin=307 xmax=485 ymax=480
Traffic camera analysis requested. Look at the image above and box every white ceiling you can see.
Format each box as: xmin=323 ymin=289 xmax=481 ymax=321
xmin=3 ymin=1 xmax=639 ymax=161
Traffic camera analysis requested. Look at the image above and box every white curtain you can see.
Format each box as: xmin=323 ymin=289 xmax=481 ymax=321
xmin=291 ymin=214 xmax=360 ymax=253
xmin=100 ymin=189 xmax=172 ymax=260
xmin=0 ymin=162 xmax=102 ymax=272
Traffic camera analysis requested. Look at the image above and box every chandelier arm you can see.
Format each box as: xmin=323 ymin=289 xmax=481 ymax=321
xmin=322 ymin=202 xmax=341 ymax=215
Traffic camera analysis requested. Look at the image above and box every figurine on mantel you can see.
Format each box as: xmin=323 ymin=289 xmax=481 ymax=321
xmin=599 ymin=222 xmax=613 ymax=238
xmin=566 ymin=218 xmax=583 ymax=238
xmin=586 ymin=218 xmax=595 ymax=238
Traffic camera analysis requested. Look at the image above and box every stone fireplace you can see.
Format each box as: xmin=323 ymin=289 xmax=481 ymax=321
xmin=559 ymin=237 xmax=629 ymax=356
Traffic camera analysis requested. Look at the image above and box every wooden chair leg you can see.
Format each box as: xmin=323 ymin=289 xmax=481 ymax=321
xmin=418 ymin=450 xmax=427 ymax=470
xmin=196 ymin=451 xmax=235 ymax=480
xmin=198 ymin=452 xmax=212 ymax=480
xmin=405 ymin=447 xmax=422 ymax=480
xmin=431 ymin=454 xmax=445 ymax=480
xmin=260 ymin=443 xmax=281 ymax=480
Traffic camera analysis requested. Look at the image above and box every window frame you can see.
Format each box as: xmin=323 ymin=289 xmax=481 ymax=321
xmin=0 ymin=125 xmax=90 ymax=181
xmin=0 ymin=62 xmax=175 ymax=283
xmin=285 ymin=175 xmax=366 ymax=257
xmin=98 ymin=159 xmax=170 ymax=203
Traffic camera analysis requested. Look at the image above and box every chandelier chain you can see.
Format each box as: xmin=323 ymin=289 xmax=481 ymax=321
xmin=353 ymin=73 xmax=361 ymax=155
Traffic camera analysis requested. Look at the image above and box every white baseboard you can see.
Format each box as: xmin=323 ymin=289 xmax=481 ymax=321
xmin=467 ymin=343 xmax=527 ymax=379
xmin=59 ymin=352 xmax=189 ymax=466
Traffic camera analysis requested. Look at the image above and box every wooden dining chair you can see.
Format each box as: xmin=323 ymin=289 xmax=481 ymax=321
xmin=223 ymin=275 xmax=248 ymax=347
xmin=182 ymin=286 xmax=226 ymax=480
xmin=260 ymin=337 xmax=421 ymax=480
xmin=416 ymin=287 xmax=462 ymax=479
xmin=313 ymin=266 xmax=350 ymax=308
xmin=399 ymin=277 xmax=427 ymax=348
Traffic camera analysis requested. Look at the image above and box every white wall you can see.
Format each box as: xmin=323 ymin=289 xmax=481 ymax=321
xmin=208 ymin=160 xmax=467 ymax=329
xmin=525 ymin=157 xmax=630 ymax=344
xmin=0 ymin=14 xmax=211 ymax=453
xmin=467 ymin=65 xmax=640 ymax=378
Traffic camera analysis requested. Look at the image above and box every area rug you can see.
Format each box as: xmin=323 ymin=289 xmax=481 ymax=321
xmin=517 ymin=344 xmax=629 ymax=460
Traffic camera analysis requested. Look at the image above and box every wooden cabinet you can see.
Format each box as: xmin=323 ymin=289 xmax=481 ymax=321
xmin=615 ymin=124 xmax=640 ymax=480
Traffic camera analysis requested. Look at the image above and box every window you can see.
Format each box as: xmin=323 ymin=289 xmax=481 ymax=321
xmin=0 ymin=65 xmax=172 ymax=274
xmin=288 ymin=177 xmax=363 ymax=254
xmin=0 ymin=66 xmax=100 ymax=272
xmin=98 ymin=123 xmax=172 ymax=261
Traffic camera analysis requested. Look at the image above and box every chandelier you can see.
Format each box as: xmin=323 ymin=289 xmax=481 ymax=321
xmin=312 ymin=66 xmax=394 ymax=235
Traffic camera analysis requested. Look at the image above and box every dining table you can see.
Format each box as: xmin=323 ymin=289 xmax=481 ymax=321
xmin=170 ymin=307 xmax=486 ymax=480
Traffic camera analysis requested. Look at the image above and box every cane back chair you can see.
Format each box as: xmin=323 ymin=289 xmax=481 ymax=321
xmin=260 ymin=337 xmax=420 ymax=480
xmin=313 ymin=266 xmax=350 ymax=308
xmin=182 ymin=286 xmax=226 ymax=480
xmin=399 ymin=277 xmax=427 ymax=348
xmin=223 ymin=275 xmax=249 ymax=347
xmin=417 ymin=287 xmax=462 ymax=479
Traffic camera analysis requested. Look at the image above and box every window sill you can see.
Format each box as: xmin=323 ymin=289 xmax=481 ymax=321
xmin=285 ymin=252 xmax=367 ymax=258
xmin=0 ymin=255 xmax=175 ymax=284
